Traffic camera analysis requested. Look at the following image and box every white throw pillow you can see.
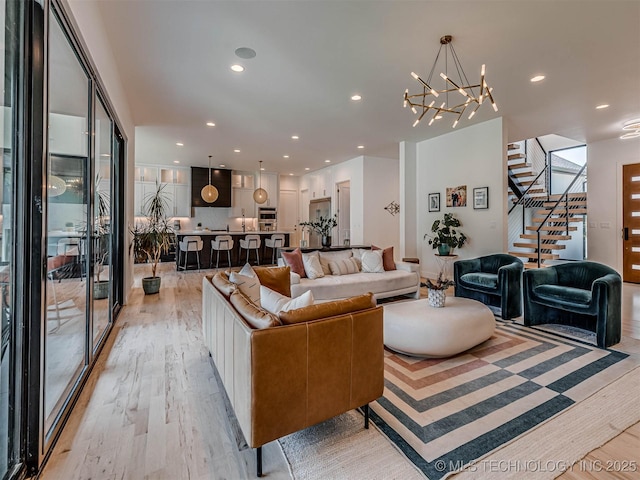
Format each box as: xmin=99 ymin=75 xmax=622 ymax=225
xmin=302 ymin=252 xmax=325 ymax=279
xmin=229 ymin=271 xmax=261 ymax=305
xmin=260 ymin=286 xmax=314 ymax=315
xmin=328 ymin=257 xmax=360 ymax=275
xmin=239 ymin=262 xmax=257 ymax=277
xmin=361 ymin=250 xmax=384 ymax=273
xmin=318 ymin=250 xmax=353 ymax=275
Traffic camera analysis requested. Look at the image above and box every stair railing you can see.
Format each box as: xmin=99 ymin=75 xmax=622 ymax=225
xmin=533 ymin=163 xmax=587 ymax=267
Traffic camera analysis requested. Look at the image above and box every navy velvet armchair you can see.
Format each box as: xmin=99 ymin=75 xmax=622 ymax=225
xmin=523 ymin=261 xmax=621 ymax=348
xmin=454 ymin=254 xmax=523 ymax=320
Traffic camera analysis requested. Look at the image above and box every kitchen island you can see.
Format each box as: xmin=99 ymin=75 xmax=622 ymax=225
xmin=175 ymin=231 xmax=290 ymax=269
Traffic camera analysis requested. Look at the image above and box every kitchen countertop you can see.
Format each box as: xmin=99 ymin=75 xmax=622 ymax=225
xmin=176 ymin=230 xmax=291 ymax=235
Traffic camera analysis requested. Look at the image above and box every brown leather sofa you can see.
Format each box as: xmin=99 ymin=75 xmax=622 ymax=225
xmin=202 ymin=275 xmax=384 ymax=476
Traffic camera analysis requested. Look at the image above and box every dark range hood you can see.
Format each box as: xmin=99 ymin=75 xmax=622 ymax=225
xmin=191 ymin=167 xmax=232 ymax=208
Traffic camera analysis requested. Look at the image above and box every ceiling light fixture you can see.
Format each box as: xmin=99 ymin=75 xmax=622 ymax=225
xmin=173 ymin=160 xmax=180 ymax=164
xmin=530 ymin=75 xmax=545 ymax=82
xmin=253 ymin=161 xmax=268 ymax=204
xmin=351 ymin=94 xmax=362 ymax=101
xmin=595 ymin=104 xmax=609 ymax=110
xmin=357 ymin=145 xmax=364 ymax=149
xmin=230 ymin=64 xmax=244 ymax=72
xmin=201 ymin=155 xmax=219 ymax=203
xmin=235 ymin=47 xmax=256 ymax=59
xmin=206 ymin=122 xmax=216 ymax=127
xmin=621 ymin=119 xmax=640 ymax=140
xmin=176 ymin=142 xmax=184 ymax=146
xmin=291 ymin=135 xmax=299 ymax=140
xmin=283 ymin=155 xmax=289 ymax=158
xmin=404 ymin=35 xmax=497 ymax=129
xmin=234 ymin=149 xmax=241 ymax=153
xmin=325 ymin=159 xmax=331 ymax=163
xmin=219 ymin=164 xmax=226 ymax=167
xmin=305 ymin=167 xmax=310 ymax=171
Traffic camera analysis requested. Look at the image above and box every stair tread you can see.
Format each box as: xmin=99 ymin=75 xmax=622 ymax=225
xmin=508 ymin=251 xmax=560 ymax=260
xmin=508 ymin=153 xmax=526 ymax=160
xmin=536 ymin=208 xmax=588 ymax=215
xmin=548 ymin=193 xmax=587 ymax=200
xmin=508 ymin=144 xmax=519 ymax=150
xmin=508 ymin=161 xmax=531 ymax=169
xmin=513 ymin=242 xmax=566 ymax=250
xmin=520 ymin=234 xmax=572 ymax=241
xmin=542 ymin=200 xmax=587 ymax=207
xmin=527 ymin=226 xmax=578 ymax=232
xmin=532 ymin=217 xmax=585 ymax=223
xmin=512 ymin=171 xmax=537 ymax=178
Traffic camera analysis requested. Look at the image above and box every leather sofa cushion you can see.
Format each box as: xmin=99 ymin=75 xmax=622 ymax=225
xmin=281 ymin=248 xmax=306 ymax=278
xmin=460 ymin=272 xmax=498 ymax=292
xmin=279 ymin=293 xmax=375 ymax=325
xmin=210 ymin=272 xmax=237 ymax=297
xmin=229 ymin=289 xmax=281 ymax=329
xmin=534 ymin=284 xmax=592 ymax=306
xmin=254 ymin=266 xmax=291 ymax=297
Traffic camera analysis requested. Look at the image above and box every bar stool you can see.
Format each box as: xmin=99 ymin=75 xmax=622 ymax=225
xmin=239 ymin=234 xmax=261 ymax=265
xmin=210 ymin=235 xmax=234 ymax=269
xmin=178 ymin=235 xmax=203 ymax=271
xmin=264 ymin=234 xmax=285 ymax=265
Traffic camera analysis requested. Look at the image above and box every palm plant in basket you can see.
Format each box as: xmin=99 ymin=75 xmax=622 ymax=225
xmin=129 ymin=182 xmax=174 ymax=294
xmin=299 ymin=214 xmax=338 ymax=247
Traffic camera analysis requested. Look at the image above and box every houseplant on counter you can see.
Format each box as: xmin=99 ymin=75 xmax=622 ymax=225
xmin=129 ymin=182 xmax=174 ymax=294
xmin=424 ymin=212 xmax=467 ymax=256
xmin=299 ymin=214 xmax=338 ymax=247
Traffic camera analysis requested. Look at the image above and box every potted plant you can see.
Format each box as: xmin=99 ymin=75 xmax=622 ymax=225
xmin=299 ymin=214 xmax=338 ymax=247
xmin=129 ymin=182 xmax=174 ymax=294
xmin=423 ymin=271 xmax=455 ymax=308
xmin=424 ymin=212 xmax=467 ymax=256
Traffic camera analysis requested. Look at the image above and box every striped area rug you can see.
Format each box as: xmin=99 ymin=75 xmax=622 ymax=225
xmin=370 ymin=321 xmax=639 ymax=480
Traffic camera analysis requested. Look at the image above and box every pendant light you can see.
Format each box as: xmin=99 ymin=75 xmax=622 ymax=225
xmin=253 ymin=160 xmax=268 ymax=204
xmin=201 ymin=155 xmax=219 ymax=203
xmin=47 ymin=174 xmax=67 ymax=197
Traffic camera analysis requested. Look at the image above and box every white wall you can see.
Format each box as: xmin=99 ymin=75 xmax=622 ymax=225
xmin=363 ymin=156 xmax=400 ymax=249
xmin=413 ymin=117 xmax=507 ymax=278
xmin=64 ymin=0 xmax=136 ymax=301
xmin=331 ymin=157 xmax=364 ymax=244
xmin=399 ymin=141 xmax=418 ymax=259
xmin=587 ymin=137 xmax=640 ymax=272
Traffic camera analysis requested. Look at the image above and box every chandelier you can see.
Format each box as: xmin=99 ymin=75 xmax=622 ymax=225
xmin=404 ymin=35 xmax=497 ymax=129
xmin=201 ymin=155 xmax=219 ymax=203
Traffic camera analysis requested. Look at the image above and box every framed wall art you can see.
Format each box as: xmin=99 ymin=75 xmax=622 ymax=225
xmin=428 ymin=193 xmax=440 ymax=212
xmin=473 ymin=186 xmax=489 ymax=209
xmin=446 ymin=185 xmax=467 ymax=207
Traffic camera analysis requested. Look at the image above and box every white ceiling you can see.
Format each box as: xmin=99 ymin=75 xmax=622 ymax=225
xmin=93 ymin=0 xmax=640 ymax=174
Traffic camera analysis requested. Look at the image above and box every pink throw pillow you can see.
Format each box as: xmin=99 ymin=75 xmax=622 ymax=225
xmin=281 ymin=248 xmax=306 ymax=278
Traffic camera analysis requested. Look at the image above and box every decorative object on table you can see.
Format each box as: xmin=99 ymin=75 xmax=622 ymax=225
xmin=384 ymin=201 xmax=400 ymax=216
xmin=424 ymin=272 xmax=455 ymax=308
xmin=201 ymin=155 xmax=219 ymax=203
xmin=403 ymin=34 xmax=498 ymax=129
xmin=424 ymin=212 xmax=467 ymax=256
xmin=299 ymin=214 xmax=338 ymax=248
xmin=446 ymin=185 xmax=467 ymax=207
xmin=473 ymin=186 xmax=489 ymax=209
xmin=129 ymin=181 xmax=174 ymax=294
xmin=428 ymin=192 xmax=440 ymax=212
xmin=196 ymin=222 xmax=202 ymax=231
xmin=253 ymin=160 xmax=268 ymax=204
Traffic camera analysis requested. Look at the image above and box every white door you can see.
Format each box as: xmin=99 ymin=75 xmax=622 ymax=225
xmin=279 ymin=189 xmax=299 ymax=246
xmin=337 ymin=181 xmax=350 ymax=245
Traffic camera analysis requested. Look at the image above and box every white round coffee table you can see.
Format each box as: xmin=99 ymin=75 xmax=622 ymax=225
xmin=383 ymin=296 xmax=495 ymax=357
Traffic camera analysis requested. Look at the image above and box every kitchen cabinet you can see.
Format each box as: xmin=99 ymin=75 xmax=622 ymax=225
xmin=134 ymin=164 xmax=190 ymax=216
xmin=229 ymin=188 xmax=256 ymax=218
xmin=231 ymin=172 xmax=255 ymax=189
xmin=259 ymin=172 xmax=279 ymax=207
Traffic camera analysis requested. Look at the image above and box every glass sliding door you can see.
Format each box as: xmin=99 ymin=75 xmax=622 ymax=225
xmin=92 ymin=95 xmax=112 ymax=347
xmin=44 ymin=10 xmax=90 ymax=433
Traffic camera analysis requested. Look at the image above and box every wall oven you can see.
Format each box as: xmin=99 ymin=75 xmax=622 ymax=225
xmin=258 ymin=207 xmax=277 ymax=231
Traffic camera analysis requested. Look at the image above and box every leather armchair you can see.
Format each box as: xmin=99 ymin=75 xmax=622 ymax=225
xmin=454 ymin=254 xmax=523 ymax=320
xmin=523 ymin=261 xmax=621 ymax=348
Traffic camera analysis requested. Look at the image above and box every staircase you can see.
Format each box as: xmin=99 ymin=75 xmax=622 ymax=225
xmin=507 ymin=140 xmax=587 ymax=268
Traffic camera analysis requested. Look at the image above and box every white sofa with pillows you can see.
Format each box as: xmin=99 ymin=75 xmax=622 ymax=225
xmin=278 ymin=247 xmax=421 ymax=302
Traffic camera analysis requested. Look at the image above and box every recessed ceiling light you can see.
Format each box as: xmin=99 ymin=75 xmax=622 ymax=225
xmin=283 ymin=155 xmax=289 ymax=158
xmin=233 ymin=149 xmax=241 ymax=153
xmin=325 ymin=159 xmax=331 ymax=163
xmin=260 ymin=167 xmax=265 ymax=171
xmin=206 ymin=121 xmax=216 ymax=127
xmin=289 ymin=173 xmax=294 ymax=176
xmin=235 ymin=47 xmax=256 ymax=59
xmin=230 ymin=64 xmax=244 ymax=72
xmin=357 ymin=145 xmax=364 ymax=149
xmin=351 ymin=94 xmax=362 ymax=101
xmin=176 ymin=142 xmax=184 ymax=146
xmin=173 ymin=160 xmax=180 ymax=164
xmin=219 ymin=164 xmax=226 ymax=167
xmin=595 ymin=104 xmax=609 ymax=110
xmin=530 ymin=75 xmax=545 ymax=82
xmin=305 ymin=167 xmax=310 ymax=171
xmin=291 ymin=135 xmax=299 ymax=140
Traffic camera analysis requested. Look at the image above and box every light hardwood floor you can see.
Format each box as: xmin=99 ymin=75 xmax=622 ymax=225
xmin=39 ymin=264 xmax=640 ymax=479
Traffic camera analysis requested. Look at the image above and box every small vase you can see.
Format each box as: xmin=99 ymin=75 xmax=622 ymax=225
xmin=428 ymin=288 xmax=446 ymax=308
xmin=438 ymin=244 xmax=451 ymax=256
xmin=321 ymin=236 xmax=332 ymax=248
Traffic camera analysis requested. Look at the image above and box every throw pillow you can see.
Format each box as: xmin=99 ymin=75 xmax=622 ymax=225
xmin=328 ymin=257 xmax=360 ymax=276
xmin=229 ymin=271 xmax=261 ymax=305
xmin=318 ymin=250 xmax=353 ymax=275
xmin=279 ymin=292 xmax=375 ymax=325
xmin=302 ymin=252 xmax=325 ymax=280
xmin=254 ymin=265 xmax=292 ymax=297
xmin=361 ymin=250 xmax=384 ymax=273
xmin=281 ymin=248 xmax=306 ymax=278
xmin=210 ymin=272 xmax=237 ymax=297
xmin=260 ymin=286 xmax=314 ymax=316
xmin=239 ymin=262 xmax=257 ymax=277
xmin=229 ymin=289 xmax=281 ymax=329
xmin=372 ymin=245 xmax=396 ymax=271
